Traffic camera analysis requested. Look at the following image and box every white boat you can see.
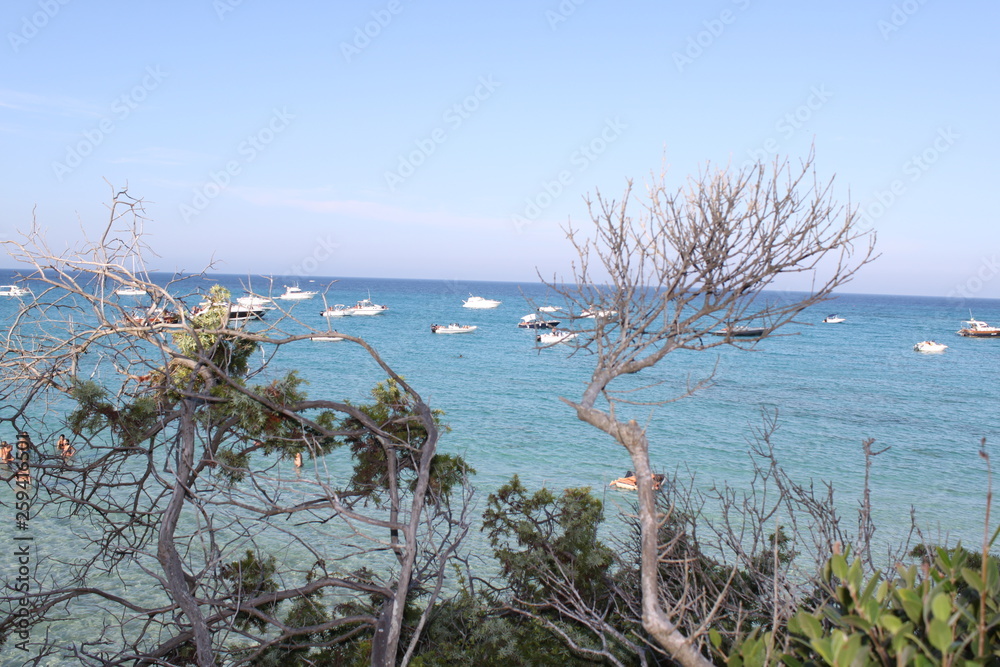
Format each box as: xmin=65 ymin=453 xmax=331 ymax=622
xmin=277 ymin=285 xmax=318 ymax=300
xmin=193 ymin=301 xmax=265 ymax=321
xmin=430 ymin=323 xmax=477 ymax=334
xmin=823 ymin=314 xmax=845 ymax=323
xmin=312 ymin=334 xmax=345 ymax=342
xmin=957 ymin=316 xmax=1000 ymax=338
xmin=463 ymin=295 xmax=501 ymax=309
xmin=114 ymin=284 xmax=146 ymax=296
xmin=518 ymin=313 xmax=560 ymax=329
xmin=914 ymin=341 xmax=947 ymax=353
xmin=579 ymin=306 xmax=617 ymax=319
xmin=320 ymin=304 xmax=352 ymax=317
xmin=536 ymin=329 xmax=578 ymax=345
xmin=0 ymin=285 xmax=31 ymax=297
xmin=348 ymin=298 xmax=388 ymax=316
xmin=537 ymin=305 xmax=560 ymax=313
xmin=237 ymin=294 xmax=274 ymax=309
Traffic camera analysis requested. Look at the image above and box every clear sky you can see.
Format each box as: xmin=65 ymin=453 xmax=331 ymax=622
xmin=1 ymin=0 xmax=997 ymax=297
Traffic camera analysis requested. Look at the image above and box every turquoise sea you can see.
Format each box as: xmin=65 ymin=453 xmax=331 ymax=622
xmin=2 ymin=270 xmax=1000 ymax=663
xmin=2 ymin=270 xmax=999 ymax=547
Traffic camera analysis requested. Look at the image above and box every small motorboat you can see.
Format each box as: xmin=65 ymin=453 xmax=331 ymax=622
xmin=609 ymin=472 xmax=665 ymax=491
xmin=237 ymin=294 xmax=274 ymax=310
xmin=127 ymin=306 xmax=181 ymax=326
xmin=517 ymin=313 xmax=560 ymax=329
xmin=0 ymin=285 xmax=32 ymax=297
xmin=192 ymin=301 xmax=265 ymax=321
xmin=277 ymin=285 xmax=318 ymax=300
xmin=348 ymin=298 xmax=389 ymax=316
xmin=579 ymin=306 xmax=617 ymax=319
xmin=711 ymin=326 xmax=767 ymax=338
xmin=957 ymin=316 xmax=1000 ymax=338
xmin=114 ymin=284 xmax=146 ymax=296
xmin=431 ymin=323 xmax=477 ymax=334
xmin=463 ymin=295 xmax=501 ymax=309
xmin=537 ymin=305 xmax=560 ymax=313
xmin=914 ymin=341 xmax=948 ymax=353
xmin=320 ymin=304 xmax=351 ymax=317
xmin=312 ymin=334 xmax=345 ymax=342
xmin=536 ymin=329 xmax=577 ymax=345
xmin=823 ymin=314 xmax=845 ymax=323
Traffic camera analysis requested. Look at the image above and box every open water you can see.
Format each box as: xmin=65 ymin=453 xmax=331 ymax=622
xmin=1 ymin=270 xmax=999 ymax=662
xmin=2 ymin=271 xmax=999 ymax=544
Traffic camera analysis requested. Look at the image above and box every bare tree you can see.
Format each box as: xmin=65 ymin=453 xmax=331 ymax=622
xmin=542 ymin=153 xmax=877 ymax=665
xmin=0 ymin=187 xmax=471 ymax=666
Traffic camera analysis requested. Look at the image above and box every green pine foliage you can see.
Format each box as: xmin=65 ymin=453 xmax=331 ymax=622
xmin=482 ymin=475 xmax=614 ymax=604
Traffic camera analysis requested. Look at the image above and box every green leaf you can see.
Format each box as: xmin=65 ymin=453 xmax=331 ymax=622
xmin=831 ymin=554 xmax=849 ymax=581
xmin=810 ymin=637 xmax=835 ymax=664
xmin=927 ymin=617 xmax=953 ymax=653
xmin=961 ymin=567 xmax=985 ymax=593
xmin=878 ymin=613 xmax=903 ymax=634
xmin=932 ymin=592 xmax=952 ymax=620
xmin=987 ymin=558 xmax=1000 ymax=593
xmin=793 ymin=611 xmax=824 ymax=640
xmin=834 ymin=633 xmax=865 ymax=667
xmin=840 ymin=613 xmax=872 ymax=633
xmin=709 ymin=628 xmax=723 ymax=650
xmin=860 ymin=574 xmax=881 ymax=603
xmin=896 ymin=588 xmax=923 ymax=623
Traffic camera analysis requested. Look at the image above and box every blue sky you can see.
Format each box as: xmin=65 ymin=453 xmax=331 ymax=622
xmin=1 ymin=0 xmax=997 ymax=297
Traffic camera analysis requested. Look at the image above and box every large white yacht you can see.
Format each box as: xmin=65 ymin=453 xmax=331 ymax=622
xmin=277 ymin=285 xmax=318 ymax=300
xmin=462 ymin=295 xmax=501 ymax=309
xmin=348 ymin=298 xmax=389 ymax=316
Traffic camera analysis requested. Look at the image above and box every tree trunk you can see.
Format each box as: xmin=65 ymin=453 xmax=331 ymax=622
xmin=157 ymin=398 xmax=214 ymax=666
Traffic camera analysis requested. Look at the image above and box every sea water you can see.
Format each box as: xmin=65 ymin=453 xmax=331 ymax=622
xmin=1 ymin=271 xmax=998 ymax=661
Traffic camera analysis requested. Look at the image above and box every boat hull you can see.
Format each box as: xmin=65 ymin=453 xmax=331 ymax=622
xmin=711 ymin=327 xmax=767 ymax=338
xmin=431 ymin=324 xmax=477 ymax=334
